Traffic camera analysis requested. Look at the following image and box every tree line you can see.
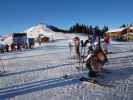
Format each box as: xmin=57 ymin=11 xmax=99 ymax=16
xmin=69 ymin=23 xmax=108 ymax=37
xmin=49 ymin=23 xmax=133 ymax=37
xmin=120 ymin=24 xmax=132 ymax=28
xmin=49 ymin=23 xmax=133 ymax=38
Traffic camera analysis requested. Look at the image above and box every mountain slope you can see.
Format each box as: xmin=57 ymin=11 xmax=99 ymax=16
xmin=47 ymin=25 xmax=69 ymax=33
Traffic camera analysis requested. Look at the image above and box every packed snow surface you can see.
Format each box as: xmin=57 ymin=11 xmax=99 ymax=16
xmin=0 ymin=33 xmax=133 ymax=100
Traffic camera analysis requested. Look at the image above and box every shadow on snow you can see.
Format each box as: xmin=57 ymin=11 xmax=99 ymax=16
xmin=0 ymin=63 xmax=75 ymax=77
xmin=0 ymin=77 xmax=79 ymax=99
xmin=102 ymin=67 xmax=133 ymax=84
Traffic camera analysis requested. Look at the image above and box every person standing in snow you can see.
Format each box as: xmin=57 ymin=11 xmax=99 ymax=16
xmin=83 ymin=35 xmax=96 ymax=77
xmin=68 ymin=40 xmax=73 ymax=59
xmin=103 ymin=34 xmax=110 ymax=54
xmin=5 ymin=44 xmax=9 ymax=52
xmin=84 ymin=35 xmax=94 ymax=54
xmin=73 ymin=37 xmax=80 ymax=59
xmin=83 ymin=35 xmax=107 ymax=77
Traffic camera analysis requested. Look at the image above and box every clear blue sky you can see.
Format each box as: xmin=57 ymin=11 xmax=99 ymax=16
xmin=0 ymin=0 xmax=133 ymax=34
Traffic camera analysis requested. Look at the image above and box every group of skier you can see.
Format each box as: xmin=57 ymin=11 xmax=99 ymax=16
xmin=70 ymin=34 xmax=110 ymax=78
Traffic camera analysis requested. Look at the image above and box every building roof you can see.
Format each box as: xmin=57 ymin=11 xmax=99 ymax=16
xmin=107 ymin=27 xmax=133 ymax=33
xmin=130 ymin=27 xmax=133 ymax=30
xmin=107 ymin=27 xmax=126 ymax=33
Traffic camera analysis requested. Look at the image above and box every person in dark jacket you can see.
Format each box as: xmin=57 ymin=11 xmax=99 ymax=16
xmin=5 ymin=44 xmax=9 ymax=52
xmin=83 ymin=35 xmax=108 ymax=77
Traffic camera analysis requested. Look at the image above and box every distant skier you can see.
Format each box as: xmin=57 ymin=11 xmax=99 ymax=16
xmin=11 ymin=43 xmax=16 ymax=51
xmin=5 ymin=44 xmax=9 ymax=52
xmin=17 ymin=43 xmax=21 ymax=51
xmin=68 ymin=40 xmax=73 ymax=59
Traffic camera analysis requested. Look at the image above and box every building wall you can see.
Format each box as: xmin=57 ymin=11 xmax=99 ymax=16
xmin=106 ymin=28 xmax=133 ymax=39
xmin=106 ymin=32 xmax=121 ymax=39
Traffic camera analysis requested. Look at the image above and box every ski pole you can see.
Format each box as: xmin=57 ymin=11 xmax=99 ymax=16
xmin=69 ymin=42 xmax=73 ymax=74
xmin=82 ymin=46 xmax=86 ymax=72
xmin=69 ymin=42 xmax=72 ymax=59
xmin=0 ymin=56 xmax=5 ymax=72
xmin=81 ymin=40 xmax=84 ymax=72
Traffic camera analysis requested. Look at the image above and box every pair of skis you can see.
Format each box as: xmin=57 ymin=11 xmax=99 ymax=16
xmin=79 ymin=77 xmax=113 ymax=88
xmin=62 ymin=74 xmax=113 ymax=88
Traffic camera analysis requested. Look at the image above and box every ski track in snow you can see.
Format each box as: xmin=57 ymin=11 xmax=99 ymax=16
xmin=0 ymin=38 xmax=133 ymax=100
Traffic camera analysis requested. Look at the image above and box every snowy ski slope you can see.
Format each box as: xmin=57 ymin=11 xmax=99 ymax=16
xmin=0 ymin=33 xmax=133 ymax=100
